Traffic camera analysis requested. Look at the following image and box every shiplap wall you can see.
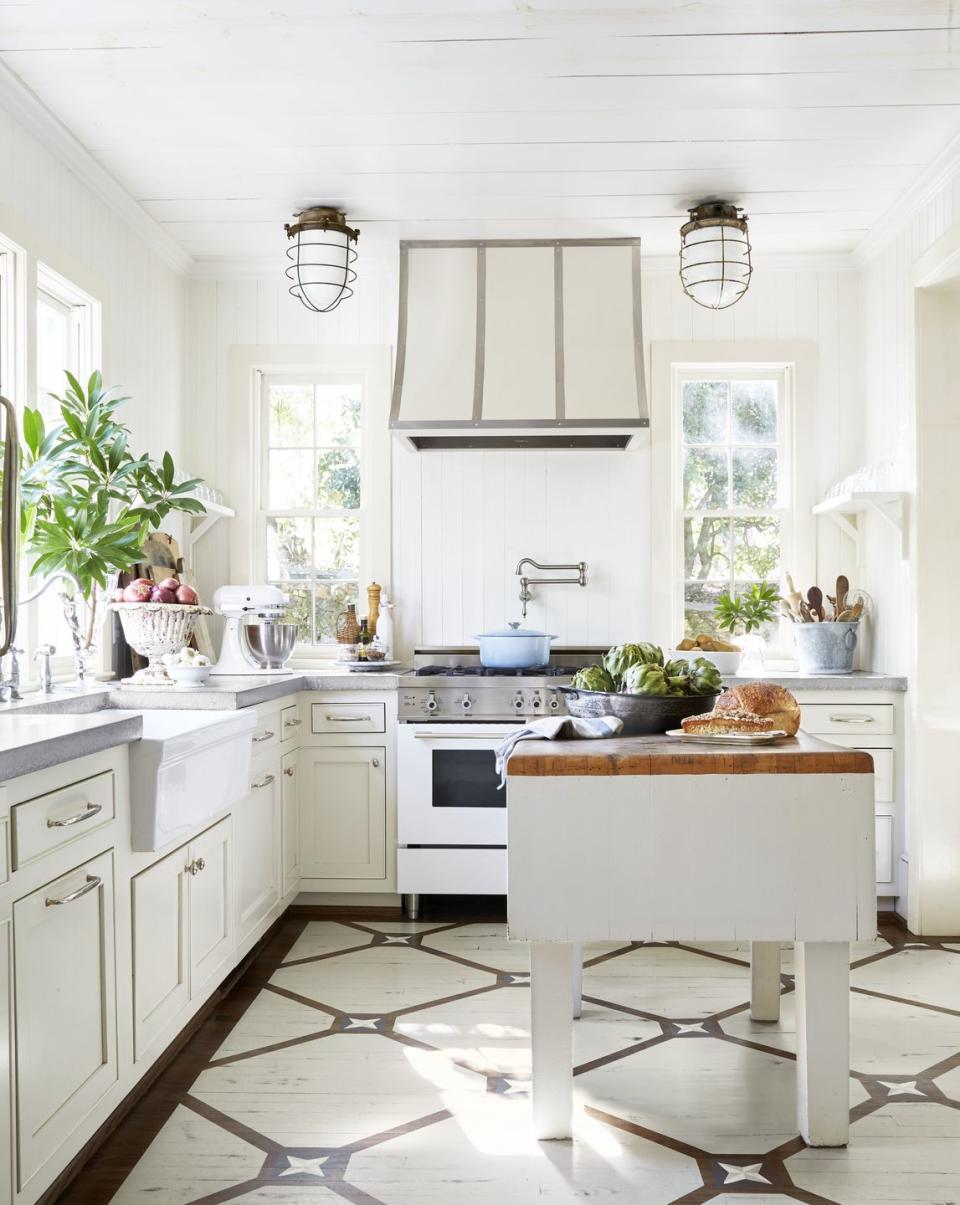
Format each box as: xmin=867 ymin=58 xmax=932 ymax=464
xmin=0 ymin=105 xmax=186 ymax=465
xmin=186 ymin=257 xmax=860 ymax=655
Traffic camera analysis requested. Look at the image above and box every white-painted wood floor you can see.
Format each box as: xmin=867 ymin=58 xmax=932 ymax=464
xmin=83 ymin=917 xmax=960 ymax=1205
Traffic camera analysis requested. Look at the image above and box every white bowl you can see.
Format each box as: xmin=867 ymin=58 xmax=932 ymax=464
xmin=667 ymin=648 xmax=742 ymax=675
xmin=166 ymin=664 xmax=211 ymax=688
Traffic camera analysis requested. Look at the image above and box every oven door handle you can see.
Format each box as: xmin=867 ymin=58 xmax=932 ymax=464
xmin=412 ymin=732 xmax=516 ymax=740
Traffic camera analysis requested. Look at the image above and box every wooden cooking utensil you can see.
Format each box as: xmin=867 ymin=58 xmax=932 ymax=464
xmin=807 ymin=586 xmax=824 ymax=622
xmin=779 ymin=600 xmax=797 ymax=623
xmin=835 ymin=575 xmax=849 ymax=618
xmin=784 ymin=572 xmax=804 ymax=620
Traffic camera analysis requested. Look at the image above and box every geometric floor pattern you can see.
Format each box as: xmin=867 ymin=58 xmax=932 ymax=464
xmin=60 ymin=916 xmax=960 ymax=1205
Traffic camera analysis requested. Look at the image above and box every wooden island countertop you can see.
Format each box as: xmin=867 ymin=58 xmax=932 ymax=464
xmin=506 ymin=730 xmax=874 ymax=777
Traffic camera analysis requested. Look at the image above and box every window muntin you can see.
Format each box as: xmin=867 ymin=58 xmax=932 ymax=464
xmin=679 ymin=374 xmax=787 ymax=638
xmin=261 ymin=376 xmax=364 ymax=648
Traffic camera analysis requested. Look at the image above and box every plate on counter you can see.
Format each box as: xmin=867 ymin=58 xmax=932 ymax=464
xmin=665 ymin=728 xmax=792 ymax=746
xmin=337 ymin=660 xmax=403 ymax=672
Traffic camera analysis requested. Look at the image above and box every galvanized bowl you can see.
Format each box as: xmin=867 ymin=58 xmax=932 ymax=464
xmin=555 ymin=686 xmax=721 ymax=736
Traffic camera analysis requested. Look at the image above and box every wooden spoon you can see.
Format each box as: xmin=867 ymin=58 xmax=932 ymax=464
xmin=784 ymin=572 xmax=804 ymax=620
xmin=807 ymin=586 xmax=824 ymax=622
xmin=835 ymin=575 xmax=849 ymax=617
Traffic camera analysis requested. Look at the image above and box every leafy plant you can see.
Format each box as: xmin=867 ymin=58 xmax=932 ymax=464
xmin=15 ymin=370 xmax=205 ymax=649
xmin=715 ymin=581 xmax=781 ymax=635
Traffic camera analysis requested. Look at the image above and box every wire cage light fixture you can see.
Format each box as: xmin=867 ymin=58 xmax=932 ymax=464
xmin=679 ymin=202 xmax=752 ymax=310
xmin=284 ymin=206 xmax=360 ymax=313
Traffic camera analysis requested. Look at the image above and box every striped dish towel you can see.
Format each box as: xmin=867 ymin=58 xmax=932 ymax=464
xmin=495 ymin=714 xmax=623 ymax=788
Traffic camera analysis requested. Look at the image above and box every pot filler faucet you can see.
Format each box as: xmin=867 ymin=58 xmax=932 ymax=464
xmin=515 ymin=558 xmax=587 ymax=619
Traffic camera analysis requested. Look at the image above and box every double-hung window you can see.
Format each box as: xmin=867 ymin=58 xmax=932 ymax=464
xmin=678 ymin=369 xmax=791 ymax=638
xmin=260 ymin=374 xmax=365 ymax=649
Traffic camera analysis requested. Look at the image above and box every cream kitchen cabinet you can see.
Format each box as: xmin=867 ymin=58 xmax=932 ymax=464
xmin=281 ymin=750 xmax=300 ymax=897
xmin=235 ymin=758 xmax=281 ymax=947
xmin=132 ymin=818 xmax=234 ymax=1061
xmin=300 ymin=746 xmax=387 ymax=882
xmin=14 ymin=849 xmax=117 ymax=1192
xmin=0 ymin=915 xmax=11 ymax=1205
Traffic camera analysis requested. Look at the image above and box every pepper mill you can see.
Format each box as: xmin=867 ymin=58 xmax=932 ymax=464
xmin=367 ymin=582 xmax=381 ymax=636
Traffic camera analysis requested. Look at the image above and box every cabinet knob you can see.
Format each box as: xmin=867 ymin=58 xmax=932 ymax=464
xmin=284 ymin=766 xmax=295 ymax=777
xmin=371 ymin=757 xmax=380 ymax=767
xmin=186 ymin=857 xmax=206 ymax=876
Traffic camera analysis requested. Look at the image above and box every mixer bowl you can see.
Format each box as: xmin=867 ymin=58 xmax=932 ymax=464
xmin=243 ymin=621 xmax=297 ymax=669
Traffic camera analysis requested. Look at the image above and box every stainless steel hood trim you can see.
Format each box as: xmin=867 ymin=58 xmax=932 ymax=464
xmin=390 ymin=238 xmax=647 ymax=439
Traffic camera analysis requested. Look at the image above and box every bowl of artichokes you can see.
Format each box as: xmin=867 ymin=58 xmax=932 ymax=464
xmin=557 ymin=642 xmax=723 ymax=735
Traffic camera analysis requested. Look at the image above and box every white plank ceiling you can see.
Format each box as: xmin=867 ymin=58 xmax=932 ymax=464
xmin=3 ymin=1 xmax=960 ymax=264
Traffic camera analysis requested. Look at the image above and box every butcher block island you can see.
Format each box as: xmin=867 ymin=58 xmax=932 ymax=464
xmin=506 ymin=732 xmax=875 ymax=1147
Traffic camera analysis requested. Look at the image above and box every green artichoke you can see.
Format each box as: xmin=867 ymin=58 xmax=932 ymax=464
xmin=570 ymin=665 xmax=616 ymax=693
xmin=622 ymin=663 xmax=670 ymax=695
xmin=688 ymin=656 xmax=723 ymax=695
xmin=603 ymin=642 xmax=663 ymax=688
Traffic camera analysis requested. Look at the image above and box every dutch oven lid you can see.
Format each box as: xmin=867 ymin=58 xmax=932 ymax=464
xmin=474 ymin=622 xmax=557 ymax=639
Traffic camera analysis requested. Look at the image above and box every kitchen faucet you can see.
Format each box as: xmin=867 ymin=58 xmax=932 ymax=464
xmin=514 ymin=558 xmax=587 ymax=619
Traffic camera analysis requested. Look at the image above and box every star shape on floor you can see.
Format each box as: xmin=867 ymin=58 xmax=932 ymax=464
xmin=718 ymin=1161 xmax=771 ymax=1185
xmin=878 ymin=1079 xmax=927 ymax=1097
xmin=501 ymin=973 xmax=529 ymax=984
xmin=343 ymin=1016 xmax=381 ymax=1030
xmin=379 ymin=934 xmax=413 ymax=944
xmin=279 ymin=1154 xmax=330 ymax=1178
xmin=673 ymin=1022 xmax=710 ymax=1035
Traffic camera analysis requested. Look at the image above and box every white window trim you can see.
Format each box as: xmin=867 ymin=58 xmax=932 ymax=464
xmin=0 ymin=230 xmax=27 ymax=405
xmin=650 ymin=341 xmax=817 ymax=649
xmin=36 ymin=260 xmax=101 ymax=391
xmin=228 ymin=345 xmax=392 ymax=661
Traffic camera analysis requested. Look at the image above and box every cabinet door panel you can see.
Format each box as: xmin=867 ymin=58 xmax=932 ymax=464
xmin=301 ymin=748 xmax=386 ymax=880
xmin=236 ymin=766 xmax=281 ymax=942
xmin=281 ymin=751 xmax=300 ymax=897
xmin=0 ymin=918 xmax=11 ymax=1203
xmin=132 ymin=848 xmax=188 ymax=1060
xmin=190 ymin=819 xmax=233 ymax=995
xmin=14 ymin=850 xmax=117 ymax=1189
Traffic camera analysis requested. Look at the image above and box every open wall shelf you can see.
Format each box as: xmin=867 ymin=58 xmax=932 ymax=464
xmin=812 ymin=490 xmax=908 ymax=560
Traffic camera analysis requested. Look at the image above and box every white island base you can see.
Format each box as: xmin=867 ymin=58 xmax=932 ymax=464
xmin=506 ymin=733 xmax=876 ymax=1147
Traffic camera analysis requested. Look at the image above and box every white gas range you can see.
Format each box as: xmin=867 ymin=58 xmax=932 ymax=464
xmin=396 ymin=646 xmax=603 ymax=917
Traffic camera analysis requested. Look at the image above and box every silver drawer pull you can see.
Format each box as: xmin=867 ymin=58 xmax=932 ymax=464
xmin=325 ymin=715 xmax=372 ymax=722
xmin=45 ymin=874 xmax=101 ymax=907
xmin=284 ymin=766 xmax=295 ymax=777
xmin=46 ymin=801 xmax=103 ymax=828
xmin=828 ymin=714 xmax=876 ymax=724
xmin=284 ymin=717 xmax=302 ymax=727
xmin=252 ymin=774 xmax=276 ymax=790
xmin=372 ymin=757 xmax=380 ymax=767
xmin=253 ymin=730 xmax=275 ymax=742
xmin=186 ymin=857 xmax=206 ymax=876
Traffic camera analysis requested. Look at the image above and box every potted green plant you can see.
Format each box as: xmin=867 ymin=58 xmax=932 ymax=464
xmin=714 ymin=581 xmax=781 ymax=672
xmin=17 ymin=371 xmax=205 ymax=677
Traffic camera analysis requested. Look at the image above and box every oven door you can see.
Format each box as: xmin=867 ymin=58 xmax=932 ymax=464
xmin=397 ymin=723 xmax=516 ymax=846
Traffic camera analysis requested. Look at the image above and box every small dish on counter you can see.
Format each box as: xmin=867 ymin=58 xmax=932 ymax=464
xmin=167 ymin=665 xmax=212 ymax=688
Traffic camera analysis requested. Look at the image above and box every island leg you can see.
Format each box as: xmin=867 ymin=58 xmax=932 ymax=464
xmin=795 ymin=941 xmax=850 ymax=1147
xmin=572 ymin=941 xmax=582 ymax=1020
xmin=750 ymin=941 xmax=782 ymax=1021
xmin=530 ymin=941 xmax=574 ymax=1140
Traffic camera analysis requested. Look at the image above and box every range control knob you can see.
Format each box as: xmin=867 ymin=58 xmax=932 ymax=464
xmin=531 ymin=692 xmax=542 ymax=709
xmin=460 ymin=693 xmax=473 ymax=712
xmin=425 ymin=691 xmax=439 ymax=714
xmin=549 ymin=694 xmax=561 ymax=711
xmin=513 ymin=692 xmax=525 ymax=711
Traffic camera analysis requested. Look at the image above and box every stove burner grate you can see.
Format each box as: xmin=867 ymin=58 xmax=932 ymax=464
xmin=414 ymin=664 xmax=579 ymax=678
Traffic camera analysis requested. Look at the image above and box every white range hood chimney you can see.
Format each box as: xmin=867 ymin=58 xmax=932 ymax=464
xmin=390 ymin=239 xmax=648 ymax=449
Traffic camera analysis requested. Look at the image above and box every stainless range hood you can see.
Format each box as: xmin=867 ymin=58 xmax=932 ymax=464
xmin=390 ymin=239 xmax=648 ymax=450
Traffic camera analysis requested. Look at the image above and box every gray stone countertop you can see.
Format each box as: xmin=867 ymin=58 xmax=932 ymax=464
xmin=0 ymin=711 xmax=143 ymax=781
xmin=724 ymin=671 xmax=907 ymax=692
xmin=108 ymin=668 xmax=407 ymax=710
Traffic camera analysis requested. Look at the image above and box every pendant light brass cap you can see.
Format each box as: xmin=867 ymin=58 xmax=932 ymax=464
xmin=284 ymin=206 xmax=360 ymax=242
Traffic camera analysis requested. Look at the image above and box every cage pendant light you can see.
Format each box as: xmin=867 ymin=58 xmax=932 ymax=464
xmin=284 ymin=206 xmax=359 ymax=313
xmin=679 ymin=202 xmax=752 ymax=310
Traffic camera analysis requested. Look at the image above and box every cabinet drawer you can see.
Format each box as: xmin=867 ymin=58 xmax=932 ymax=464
xmin=12 ymin=771 xmax=115 ymax=870
xmin=800 ymin=703 xmax=894 ymax=737
xmin=311 ymin=702 xmax=386 ymax=734
xmin=280 ymin=703 xmax=303 ymax=743
xmin=815 ymin=736 xmax=894 ymax=803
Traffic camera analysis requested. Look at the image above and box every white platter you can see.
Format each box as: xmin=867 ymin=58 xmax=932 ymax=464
xmin=665 ymin=728 xmax=792 ymax=746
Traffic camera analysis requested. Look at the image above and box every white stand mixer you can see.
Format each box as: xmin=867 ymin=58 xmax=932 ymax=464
xmin=213 ymin=585 xmax=296 ymax=676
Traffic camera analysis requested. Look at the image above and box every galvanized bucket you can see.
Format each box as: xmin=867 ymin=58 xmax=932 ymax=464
xmin=794 ymin=621 xmax=858 ymax=674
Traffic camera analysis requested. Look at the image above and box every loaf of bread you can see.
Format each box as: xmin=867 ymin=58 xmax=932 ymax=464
xmin=681 ymin=708 xmax=776 ymax=734
xmin=713 ymin=682 xmax=801 ymax=735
